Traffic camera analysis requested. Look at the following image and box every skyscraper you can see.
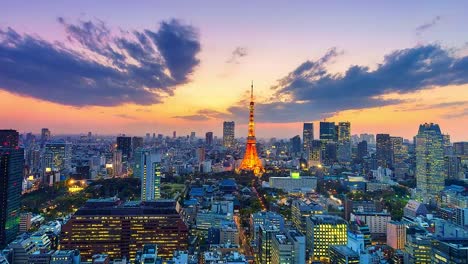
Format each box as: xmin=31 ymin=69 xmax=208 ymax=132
xmin=290 ymin=135 xmax=301 ymax=156
xmin=308 ymin=140 xmax=322 ymax=166
xmin=41 ymin=128 xmax=51 ymax=144
xmin=376 ymin=134 xmax=392 ymax=168
xmin=337 ymin=122 xmax=351 ymax=163
xmin=357 ymin=141 xmax=368 ymax=161
xmin=44 ymin=141 xmax=72 ymax=171
xmin=239 ymin=83 xmax=264 ymax=176
xmin=112 ymin=150 xmax=122 ymax=177
xmin=223 ymin=121 xmax=235 ymax=148
xmin=0 ymin=146 xmax=24 ymax=246
xmin=0 ymin=129 xmax=19 ymax=148
xmin=415 ymin=123 xmax=445 ymax=203
xmin=391 ymin=136 xmax=407 ymax=178
xmin=303 ymin=123 xmax=314 ymax=152
xmin=116 ymin=136 xmax=131 ymax=160
xmin=319 ymin=122 xmax=335 ymax=142
xmin=205 ymin=132 xmax=213 ymax=146
xmin=136 ymin=149 xmax=162 ymax=201
xmin=132 ymin=136 xmax=144 ymax=152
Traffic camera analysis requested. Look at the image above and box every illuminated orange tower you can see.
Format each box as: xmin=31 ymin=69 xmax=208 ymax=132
xmin=239 ymin=82 xmax=264 ymax=176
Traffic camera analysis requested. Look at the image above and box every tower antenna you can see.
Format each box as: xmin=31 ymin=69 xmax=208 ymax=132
xmin=251 ymin=81 xmax=254 ymax=101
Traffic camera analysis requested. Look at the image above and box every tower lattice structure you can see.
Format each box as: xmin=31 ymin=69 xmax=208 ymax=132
xmin=238 ymin=82 xmax=264 ymax=176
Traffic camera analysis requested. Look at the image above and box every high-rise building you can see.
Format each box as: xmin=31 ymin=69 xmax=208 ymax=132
xmin=357 ymin=141 xmax=368 ymax=161
xmin=303 ymin=123 xmax=314 ymax=152
xmin=205 ymin=132 xmax=213 ymax=146
xmin=291 ymin=199 xmax=323 ymax=234
xmin=337 ymin=122 xmax=351 ymax=163
xmin=324 ymin=142 xmax=337 ymax=164
xmin=0 ymin=129 xmax=19 ymax=148
xmin=239 ymin=83 xmax=264 ymax=176
xmin=329 ymin=245 xmax=360 ymax=264
xmin=308 ymin=140 xmax=322 ymax=166
xmin=453 ymin=142 xmax=468 ymax=156
xmin=223 ymin=121 xmax=235 ymax=148
xmin=271 ymin=230 xmax=306 ymax=264
xmin=250 ymin=211 xmax=285 ymax=243
xmin=60 ymin=198 xmax=188 ymax=262
xmin=376 ymin=134 xmax=392 ymax=168
xmin=190 ymin=132 xmax=196 ymax=141
xmin=132 ymin=137 xmax=144 ymax=152
xmin=290 ymin=135 xmax=301 ymax=156
xmin=386 ymin=221 xmax=406 ymax=250
xmin=0 ymin=147 xmax=24 ymax=246
xmin=391 ymin=136 xmax=408 ymax=179
xmin=415 ymin=123 xmax=445 ymax=203
xmin=116 ymin=136 xmax=132 ymax=160
xmin=44 ymin=141 xmax=72 ymax=171
xmin=306 ymin=215 xmax=348 ymax=262
xmin=197 ymin=147 xmax=205 ymax=164
xmin=445 ymin=156 xmax=463 ymax=180
xmin=112 ymin=150 xmax=122 ymax=177
xmin=432 ymin=239 xmax=468 ymax=264
xmin=258 ymin=225 xmax=280 ymax=264
xmin=41 ymin=128 xmax=51 ymax=144
xmin=347 ymin=221 xmax=371 ymax=253
xmin=404 ymin=233 xmax=431 ymax=264
xmin=135 ymin=149 xmax=162 ymax=201
xmin=319 ymin=122 xmax=336 ymax=142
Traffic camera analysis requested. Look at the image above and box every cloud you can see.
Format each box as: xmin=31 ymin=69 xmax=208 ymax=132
xmin=416 ymin=16 xmax=441 ymax=36
xmin=0 ymin=18 xmax=201 ymax=106
xmin=443 ymin=108 xmax=468 ymax=119
xmin=114 ymin=114 xmax=137 ymax=120
xmin=398 ymin=101 xmax=468 ymax=111
xmin=226 ymin=46 xmax=248 ymax=64
xmin=172 ymin=114 xmax=210 ymax=121
xmin=226 ymin=45 xmax=468 ymax=123
xmin=173 ymin=109 xmax=228 ymax=121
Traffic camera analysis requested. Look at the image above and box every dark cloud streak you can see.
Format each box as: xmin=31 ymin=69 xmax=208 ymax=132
xmin=228 ymin=45 xmax=468 ymax=123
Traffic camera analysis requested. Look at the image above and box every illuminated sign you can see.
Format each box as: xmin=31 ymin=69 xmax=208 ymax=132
xmin=291 ymin=172 xmax=301 ymax=179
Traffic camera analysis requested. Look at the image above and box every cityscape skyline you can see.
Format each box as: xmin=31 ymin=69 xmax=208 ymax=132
xmin=1 ymin=2 xmax=468 ymax=263
xmin=1 ymin=1 xmax=468 ymax=141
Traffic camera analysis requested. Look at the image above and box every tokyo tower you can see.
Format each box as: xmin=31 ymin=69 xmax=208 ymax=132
xmin=238 ymin=82 xmax=264 ymax=176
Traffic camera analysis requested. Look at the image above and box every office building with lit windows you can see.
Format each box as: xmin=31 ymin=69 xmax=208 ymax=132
xmin=387 ymin=221 xmax=406 ymax=250
xmin=135 ymin=149 xmax=162 ymax=201
xmin=0 ymin=129 xmax=19 ymax=148
xmin=44 ymin=141 xmax=72 ymax=171
xmin=303 ymin=123 xmax=314 ymax=152
xmin=415 ymin=123 xmax=445 ymax=203
xmin=60 ymin=198 xmax=188 ymax=262
xmin=271 ymin=230 xmax=306 ymax=264
xmin=0 ymin=146 xmax=24 ymax=247
xmin=306 ymin=215 xmax=348 ymax=262
xmin=337 ymin=122 xmax=351 ymax=163
xmin=291 ymin=199 xmax=324 ymax=234
xmin=329 ymin=245 xmax=360 ymax=264
xmin=223 ymin=121 xmax=235 ymax=148
xmin=319 ymin=122 xmax=336 ymax=142
xmin=376 ymin=134 xmax=392 ymax=168
xmin=258 ymin=224 xmax=280 ymax=264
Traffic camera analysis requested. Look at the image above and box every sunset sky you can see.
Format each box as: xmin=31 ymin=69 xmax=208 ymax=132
xmin=1 ymin=1 xmax=467 ymax=141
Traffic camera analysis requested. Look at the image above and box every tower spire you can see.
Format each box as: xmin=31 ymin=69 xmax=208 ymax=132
xmin=251 ymin=81 xmax=254 ymax=101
